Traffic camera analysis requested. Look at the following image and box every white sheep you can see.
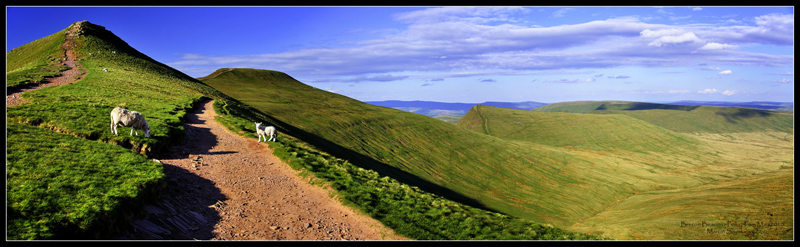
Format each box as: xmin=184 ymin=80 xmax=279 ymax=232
xmin=110 ymin=107 xmax=151 ymax=138
xmin=255 ymin=122 xmax=276 ymax=142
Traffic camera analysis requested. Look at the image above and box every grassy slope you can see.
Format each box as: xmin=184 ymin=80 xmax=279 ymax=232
xmin=533 ymin=100 xmax=698 ymax=113
xmin=200 ymin=68 xmax=760 ymax=230
xmin=458 ymin=104 xmax=699 ymax=153
xmin=463 ymin=103 xmax=793 ymax=240
xmin=569 ymin=167 xmax=794 ymax=240
xmin=5 ymin=21 xmax=226 ymax=239
xmin=6 ymin=29 xmax=71 ymax=88
xmin=594 ymin=106 xmax=794 ymax=134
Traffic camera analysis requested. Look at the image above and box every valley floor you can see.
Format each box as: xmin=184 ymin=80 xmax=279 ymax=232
xmin=568 ymin=132 xmax=794 ymax=240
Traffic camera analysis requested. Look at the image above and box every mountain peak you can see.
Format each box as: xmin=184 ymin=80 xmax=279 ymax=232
xmin=66 ymin=20 xmax=103 ymax=39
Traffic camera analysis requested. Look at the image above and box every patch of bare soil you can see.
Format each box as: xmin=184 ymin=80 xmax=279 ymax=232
xmin=117 ymin=100 xmax=407 ymax=240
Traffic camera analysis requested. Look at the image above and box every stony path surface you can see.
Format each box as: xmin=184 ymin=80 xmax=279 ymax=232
xmin=119 ymin=100 xmax=406 ymax=240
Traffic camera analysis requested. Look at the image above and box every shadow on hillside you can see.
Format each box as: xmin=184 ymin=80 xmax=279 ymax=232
xmin=715 ymin=108 xmax=772 ymax=124
xmin=243 ymin=103 xmax=495 ymax=213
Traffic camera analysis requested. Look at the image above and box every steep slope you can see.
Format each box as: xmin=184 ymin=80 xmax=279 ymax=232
xmin=199 ymin=68 xmax=752 ymax=228
xmin=6 ymin=21 xmax=228 ymax=239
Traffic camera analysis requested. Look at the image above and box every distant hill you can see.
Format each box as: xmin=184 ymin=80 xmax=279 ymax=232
xmin=667 ymin=100 xmax=793 ymax=112
xmin=532 ymin=100 xmax=697 ymax=113
xmin=366 ymin=100 xmax=548 ymax=123
xmin=529 ymin=101 xmax=793 ymax=134
xmin=596 ymin=105 xmax=794 ymax=134
xmin=457 ymin=104 xmax=699 ymax=153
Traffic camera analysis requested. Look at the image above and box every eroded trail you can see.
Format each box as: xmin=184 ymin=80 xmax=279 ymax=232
xmin=120 ymin=100 xmax=404 ymax=240
xmin=7 ymin=29 xmax=86 ymax=107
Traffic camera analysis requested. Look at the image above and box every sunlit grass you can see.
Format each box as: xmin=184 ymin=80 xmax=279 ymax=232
xmin=6 ymin=21 xmax=222 ymax=239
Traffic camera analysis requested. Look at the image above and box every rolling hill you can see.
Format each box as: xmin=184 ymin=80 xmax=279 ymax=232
xmin=532 ymin=100 xmax=698 ymax=113
xmin=457 ymin=102 xmax=793 ymax=239
xmin=7 ymin=20 xmax=601 ymax=240
xmin=8 ymin=20 xmax=791 ymax=240
xmin=198 ymin=68 xmax=791 ymax=233
xmin=366 ymin=100 xmax=548 ymax=123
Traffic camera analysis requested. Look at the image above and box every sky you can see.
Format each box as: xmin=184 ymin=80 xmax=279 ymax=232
xmin=6 ymin=6 xmax=795 ymax=103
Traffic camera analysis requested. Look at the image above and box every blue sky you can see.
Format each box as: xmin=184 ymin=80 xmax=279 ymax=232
xmin=6 ymin=6 xmax=794 ymax=103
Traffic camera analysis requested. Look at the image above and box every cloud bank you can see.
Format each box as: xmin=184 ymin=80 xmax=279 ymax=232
xmin=169 ymin=7 xmax=793 ymax=82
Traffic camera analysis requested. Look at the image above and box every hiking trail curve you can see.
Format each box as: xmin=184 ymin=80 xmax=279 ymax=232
xmin=118 ymin=99 xmax=406 ymax=240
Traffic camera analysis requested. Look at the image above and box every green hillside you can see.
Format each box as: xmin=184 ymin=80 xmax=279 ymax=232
xmin=458 ymin=104 xmax=699 ymax=153
xmin=6 ymin=28 xmax=70 ymax=88
xmin=533 ymin=100 xmax=698 ymax=113
xmin=532 ymin=100 xmax=793 ymax=134
xmin=6 ymin=21 xmax=228 ymax=239
xmin=7 ymin=21 xmax=602 ymax=240
xmin=200 ymin=68 xmax=776 ymax=232
xmin=457 ymin=103 xmax=793 ymax=239
xmin=594 ymin=106 xmax=794 ymax=134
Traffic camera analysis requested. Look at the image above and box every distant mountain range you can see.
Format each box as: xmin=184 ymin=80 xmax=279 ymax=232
xmin=364 ymin=100 xmax=548 ymax=118
xmin=666 ymin=100 xmax=793 ymax=111
xmin=367 ymin=100 xmax=793 ymax=121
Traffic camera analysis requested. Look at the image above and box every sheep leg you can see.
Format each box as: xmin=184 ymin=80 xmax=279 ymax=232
xmin=131 ymin=128 xmax=138 ymax=136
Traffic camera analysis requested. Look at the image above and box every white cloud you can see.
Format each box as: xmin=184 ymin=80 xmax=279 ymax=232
xmin=721 ymin=90 xmax=738 ymax=96
xmin=642 ymin=29 xmax=703 ymax=47
xmin=342 ymin=74 xmax=410 ymax=83
xmin=552 ymin=8 xmax=575 ymax=18
xmin=669 ymin=89 xmax=691 ymax=93
xmin=698 ymin=42 xmax=738 ymax=50
xmin=169 ymin=8 xmax=794 ymax=81
xmin=698 ymin=88 xmax=718 ymax=94
xmin=718 ymin=70 xmax=732 ymax=75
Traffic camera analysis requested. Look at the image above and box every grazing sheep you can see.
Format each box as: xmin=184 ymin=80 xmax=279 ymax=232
xmin=110 ymin=107 xmax=151 ymax=138
xmin=255 ymin=122 xmax=276 ymax=142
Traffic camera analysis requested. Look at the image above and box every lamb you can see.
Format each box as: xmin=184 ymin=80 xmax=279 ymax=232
xmin=110 ymin=107 xmax=151 ymax=138
xmin=255 ymin=122 xmax=276 ymax=142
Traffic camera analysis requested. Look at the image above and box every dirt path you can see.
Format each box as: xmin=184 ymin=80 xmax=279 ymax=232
xmin=119 ymin=100 xmax=406 ymax=240
xmin=7 ymin=42 xmax=85 ymax=107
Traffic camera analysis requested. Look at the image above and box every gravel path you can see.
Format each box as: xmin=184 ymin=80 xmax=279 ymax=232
xmin=119 ymin=100 xmax=406 ymax=240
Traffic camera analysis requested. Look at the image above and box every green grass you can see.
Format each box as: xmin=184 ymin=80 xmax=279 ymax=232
xmin=5 ymin=21 xmax=225 ymax=239
xmin=533 ymin=100 xmax=698 ymax=113
xmin=569 ymin=167 xmax=794 ymax=240
xmin=593 ymin=106 xmax=794 ymax=134
xmin=9 ymin=20 xmax=790 ymax=240
xmin=6 ymin=21 xmax=219 ymax=157
xmin=200 ymin=68 xmax=782 ymax=234
xmin=209 ymin=97 xmax=604 ymax=240
xmin=6 ymin=29 xmax=71 ymax=88
xmin=6 ymin=122 xmax=166 ymax=239
xmin=460 ymin=104 xmax=793 ymax=240
xmin=458 ymin=104 xmax=700 ymax=153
